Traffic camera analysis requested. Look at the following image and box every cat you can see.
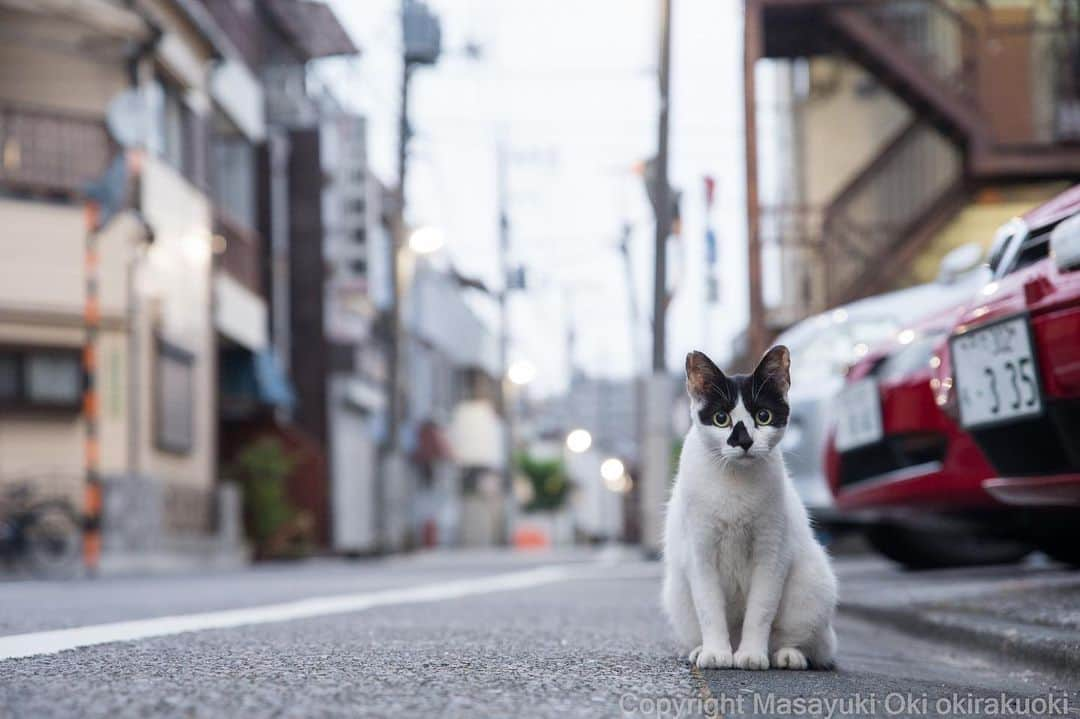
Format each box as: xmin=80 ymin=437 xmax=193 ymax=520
xmin=661 ymin=346 xmax=837 ymax=671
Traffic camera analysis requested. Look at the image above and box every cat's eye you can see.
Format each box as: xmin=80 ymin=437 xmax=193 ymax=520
xmin=755 ymin=409 xmax=773 ymax=425
xmin=711 ymin=411 xmax=731 ymax=428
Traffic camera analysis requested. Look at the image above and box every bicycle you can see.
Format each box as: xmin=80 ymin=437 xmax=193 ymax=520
xmin=0 ymin=482 xmax=82 ymax=577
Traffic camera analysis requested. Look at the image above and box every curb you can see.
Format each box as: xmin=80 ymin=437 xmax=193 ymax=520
xmin=840 ymin=600 xmax=1080 ymax=684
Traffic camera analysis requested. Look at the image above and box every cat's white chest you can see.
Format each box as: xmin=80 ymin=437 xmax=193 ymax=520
xmin=712 ymin=514 xmax=756 ymax=603
xmin=688 ymin=496 xmax=759 ymax=602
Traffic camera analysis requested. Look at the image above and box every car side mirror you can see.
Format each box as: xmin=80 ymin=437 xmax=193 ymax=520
xmin=937 ymin=242 xmax=983 ymax=283
xmin=1051 ymin=213 xmax=1080 ymax=273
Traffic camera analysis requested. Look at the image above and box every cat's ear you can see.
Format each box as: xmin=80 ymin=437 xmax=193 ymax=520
xmin=686 ymin=351 xmax=724 ymax=400
xmin=753 ymin=345 xmax=791 ymax=396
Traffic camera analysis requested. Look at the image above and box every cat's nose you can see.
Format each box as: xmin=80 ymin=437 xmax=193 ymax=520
xmin=726 ymin=421 xmax=753 ymax=452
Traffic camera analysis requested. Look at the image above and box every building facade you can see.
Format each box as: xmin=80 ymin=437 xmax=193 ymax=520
xmin=0 ymin=0 xmax=245 ymax=570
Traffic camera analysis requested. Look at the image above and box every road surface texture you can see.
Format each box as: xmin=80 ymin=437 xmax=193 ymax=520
xmin=1 ymin=549 xmax=1078 ymax=718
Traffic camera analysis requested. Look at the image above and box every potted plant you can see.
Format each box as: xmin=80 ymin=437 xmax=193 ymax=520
xmin=513 ymin=452 xmax=574 ymax=548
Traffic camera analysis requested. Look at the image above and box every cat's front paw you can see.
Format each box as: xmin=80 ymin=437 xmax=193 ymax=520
xmin=734 ymin=649 xmax=769 ymax=670
xmin=695 ymin=646 xmax=734 ymax=669
xmin=772 ymin=647 xmax=808 ymax=670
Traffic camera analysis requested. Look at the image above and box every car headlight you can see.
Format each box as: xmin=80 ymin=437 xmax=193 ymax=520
xmin=875 ymin=334 xmax=942 ymax=382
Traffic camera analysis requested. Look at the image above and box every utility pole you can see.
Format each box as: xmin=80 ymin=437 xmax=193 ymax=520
xmin=641 ymin=0 xmax=674 ymax=557
xmin=496 ymin=141 xmax=514 ymax=545
xmin=617 ymin=222 xmax=641 ymax=369
xmin=384 ymin=46 xmax=411 ymax=461
xmin=744 ymin=0 xmax=766 ymax=358
xmin=651 ymin=0 xmax=673 ymax=374
xmin=381 ymin=0 xmax=441 ymax=552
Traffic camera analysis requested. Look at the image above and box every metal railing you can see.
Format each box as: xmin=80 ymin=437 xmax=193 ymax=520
xmin=823 ymin=121 xmax=962 ymax=302
xmin=0 ymin=105 xmax=111 ymax=197
xmin=758 ymin=205 xmax=830 ymax=327
xmin=1024 ymin=23 xmax=1080 ymax=144
xmin=859 ymin=0 xmax=978 ymax=102
xmin=214 ymin=208 xmax=264 ymax=295
xmin=855 ymin=1 xmax=1080 ymax=145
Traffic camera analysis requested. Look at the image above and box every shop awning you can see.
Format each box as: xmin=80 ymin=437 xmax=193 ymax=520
xmin=221 ymin=348 xmax=295 ymax=410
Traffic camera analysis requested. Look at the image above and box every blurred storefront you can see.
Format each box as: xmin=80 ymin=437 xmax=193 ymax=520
xmin=403 ymin=263 xmax=504 ymax=548
xmin=201 ymin=0 xmax=362 ymax=554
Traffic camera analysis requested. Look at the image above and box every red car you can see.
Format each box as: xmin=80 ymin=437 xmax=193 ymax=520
xmin=935 ymin=185 xmax=1080 ymax=565
xmin=824 ymin=311 xmax=1027 ymax=568
xmin=827 ymin=185 xmax=1080 ymax=568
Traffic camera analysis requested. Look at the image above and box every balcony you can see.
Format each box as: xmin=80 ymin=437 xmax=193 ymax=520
xmin=0 ymin=104 xmax=111 ymax=198
xmin=214 ymin=208 xmax=263 ymax=296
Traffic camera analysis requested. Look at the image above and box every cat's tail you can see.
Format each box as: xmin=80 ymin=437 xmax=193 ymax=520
xmin=807 ymin=624 xmax=837 ymax=671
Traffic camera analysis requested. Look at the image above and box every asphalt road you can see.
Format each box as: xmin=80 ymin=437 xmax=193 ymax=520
xmin=1 ymin=550 xmax=1077 ymax=718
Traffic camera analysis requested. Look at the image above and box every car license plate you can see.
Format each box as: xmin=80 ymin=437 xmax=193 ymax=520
xmin=834 ymin=379 xmax=883 ymax=452
xmin=950 ymin=315 xmax=1042 ymax=429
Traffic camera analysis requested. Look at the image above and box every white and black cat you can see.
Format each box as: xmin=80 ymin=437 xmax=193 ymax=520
xmin=662 ymin=346 xmax=838 ymax=671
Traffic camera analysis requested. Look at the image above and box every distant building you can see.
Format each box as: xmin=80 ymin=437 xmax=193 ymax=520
xmin=318 ymin=96 xmax=392 ymax=555
xmin=403 ymin=262 xmax=503 ymax=548
xmin=531 ymin=375 xmax=639 ymax=465
xmin=526 ymin=374 xmax=646 ymax=543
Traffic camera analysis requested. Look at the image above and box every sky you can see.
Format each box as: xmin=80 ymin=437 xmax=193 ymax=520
xmin=320 ymin=0 xmax=749 ymax=397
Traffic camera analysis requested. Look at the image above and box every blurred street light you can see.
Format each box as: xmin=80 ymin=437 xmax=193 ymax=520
xmin=408 ymin=226 xmax=445 ymax=255
xmin=600 ymin=457 xmax=625 ymax=482
xmin=601 ymin=457 xmax=631 ymax=494
xmin=507 ymin=359 xmax=536 ymax=385
xmin=565 ymin=428 xmax=592 ymax=453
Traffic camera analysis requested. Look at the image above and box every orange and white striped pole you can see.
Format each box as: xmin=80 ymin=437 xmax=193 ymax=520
xmin=83 ymin=200 xmax=103 ymax=574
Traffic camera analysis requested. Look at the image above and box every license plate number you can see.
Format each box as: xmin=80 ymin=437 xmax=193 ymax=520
xmin=951 ymin=316 xmax=1042 ymax=429
xmin=834 ymin=379 xmax=883 ymax=452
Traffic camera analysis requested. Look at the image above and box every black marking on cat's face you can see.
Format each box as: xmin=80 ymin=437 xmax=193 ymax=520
xmin=727 ymin=421 xmax=753 ymax=452
xmin=685 ymin=347 xmax=791 ymax=431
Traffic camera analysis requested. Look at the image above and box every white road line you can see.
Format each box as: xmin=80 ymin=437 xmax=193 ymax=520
xmin=0 ymin=564 xmax=581 ymax=661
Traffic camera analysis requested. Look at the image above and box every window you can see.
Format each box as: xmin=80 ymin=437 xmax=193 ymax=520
xmin=155 ymin=339 xmax=195 ymax=454
xmin=26 ymin=354 xmax=82 ymax=406
xmin=210 ymin=107 xmax=256 ymax=228
xmin=158 ymin=81 xmax=189 ymax=174
xmin=0 ymin=353 xmax=17 ymax=401
xmin=352 ymin=228 xmax=366 ymax=245
xmin=151 ymin=73 xmax=204 ymax=186
xmin=0 ymin=348 xmax=81 ymax=410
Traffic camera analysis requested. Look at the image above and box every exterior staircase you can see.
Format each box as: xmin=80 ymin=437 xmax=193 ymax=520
xmin=752 ymin=0 xmax=1080 ymax=316
xmin=824 ymin=119 xmax=967 ymax=304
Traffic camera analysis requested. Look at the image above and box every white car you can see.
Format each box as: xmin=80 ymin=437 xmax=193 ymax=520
xmin=776 ymin=244 xmax=991 ymax=524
